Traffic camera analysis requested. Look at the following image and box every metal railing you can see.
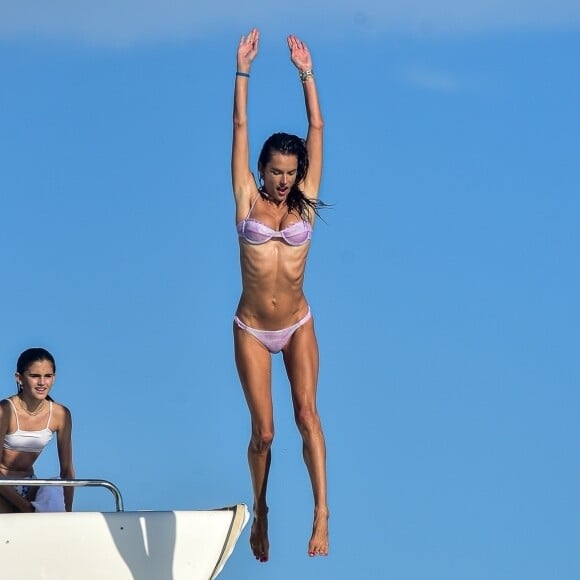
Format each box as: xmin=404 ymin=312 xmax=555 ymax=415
xmin=0 ymin=478 xmax=124 ymax=512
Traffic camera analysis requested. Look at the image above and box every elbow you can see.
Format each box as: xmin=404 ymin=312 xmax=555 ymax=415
xmin=233 ymin=117 xmax=248 ymax=130
xmin=309 ymin=118 xmax=324 ymax=131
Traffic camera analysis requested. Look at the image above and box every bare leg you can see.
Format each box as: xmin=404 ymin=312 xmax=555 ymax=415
xmin=234 ymin=323 xmax=274 ymax=562
xmin=0 ymin=494 xmax=17 ymax=513
xmin=283 ymin=318 xmax=329 ymax=557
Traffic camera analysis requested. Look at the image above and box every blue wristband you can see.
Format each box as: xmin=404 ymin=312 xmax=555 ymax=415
xmin=236 ymin=71 xmax=250 ymax=78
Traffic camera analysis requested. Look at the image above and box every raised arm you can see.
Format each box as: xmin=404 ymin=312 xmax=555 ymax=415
xmin=232 ymin=28 xmax=260 ymax=206
xmin=288 ymin=35 xmax=324 ymax=199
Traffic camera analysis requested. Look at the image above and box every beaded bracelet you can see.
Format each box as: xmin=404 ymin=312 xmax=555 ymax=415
xmin=236 ymin=71 xmax=250 ymax=78
xmin=299 ymin=69 xmax=314 ymax=83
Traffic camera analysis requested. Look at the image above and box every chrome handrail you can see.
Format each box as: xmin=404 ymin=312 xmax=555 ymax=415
xmin=0 ymin=478 xmax=124 ymax=512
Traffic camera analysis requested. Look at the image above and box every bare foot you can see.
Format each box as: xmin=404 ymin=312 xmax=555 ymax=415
xmin=250 ymin=509 xmax=269 ymax=562
xmin=308 ymin=509 xmax=329 ymax=557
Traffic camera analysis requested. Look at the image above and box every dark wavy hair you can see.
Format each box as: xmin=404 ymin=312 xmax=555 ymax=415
xmin=16 ymin=347 xmax=56 ymax=401
xmin=258 ymin=132 xmax=327 ymax=220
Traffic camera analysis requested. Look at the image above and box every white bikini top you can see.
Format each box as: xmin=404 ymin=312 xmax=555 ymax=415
xmin=3 ymin=399 xmax=54 ymax=453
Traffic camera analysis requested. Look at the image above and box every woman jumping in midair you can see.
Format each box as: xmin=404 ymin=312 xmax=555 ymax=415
xmin=231 ymin=28 xmax=329 ymax=561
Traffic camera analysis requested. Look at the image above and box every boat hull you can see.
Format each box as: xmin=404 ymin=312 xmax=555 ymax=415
xmin=0 ymin=504 xmax=248 ymax=579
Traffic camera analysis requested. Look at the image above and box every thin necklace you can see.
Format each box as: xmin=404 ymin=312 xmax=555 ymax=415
xmin=18 ymin=396 xmax=46 ymax=416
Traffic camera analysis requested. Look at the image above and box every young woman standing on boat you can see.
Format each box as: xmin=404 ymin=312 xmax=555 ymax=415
xmin=232 ymin=29 xmax=328 ymax=561
xmin=0 ymin=347 xmax=75 ymax=512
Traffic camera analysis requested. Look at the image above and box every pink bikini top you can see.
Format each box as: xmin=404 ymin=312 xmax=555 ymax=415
xmin=237 ymin=195 xmax=312 ymax=247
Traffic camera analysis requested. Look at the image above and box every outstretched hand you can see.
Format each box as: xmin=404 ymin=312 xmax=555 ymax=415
xmin=238 ymin=28 xmax=260 ymax=71
xmin=287 ymin=35 xmax=313 ymax=71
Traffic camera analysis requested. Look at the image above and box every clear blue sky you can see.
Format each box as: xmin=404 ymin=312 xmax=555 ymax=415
xmin=1 ymin=2 xmax=579 ymax=578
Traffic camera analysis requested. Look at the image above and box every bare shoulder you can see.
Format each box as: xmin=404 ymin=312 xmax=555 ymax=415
xmin=52 ymin=401 xmax=72 ymax=418
xmin=0 ymin=397 xmax=14 ymax=414
xmin=51 ymin=402 xmax=72 ymax=428
xmin=0 ymin=399 xmax=12 ymax=433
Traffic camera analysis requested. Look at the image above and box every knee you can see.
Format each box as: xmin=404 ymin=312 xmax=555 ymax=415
xmin=250 ymin=429 xmax=274 ymax=454
xmin=295 ymin=407 xmax=321 ymax=436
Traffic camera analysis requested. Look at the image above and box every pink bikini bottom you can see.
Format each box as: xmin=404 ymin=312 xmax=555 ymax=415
xmin=234 ymin=308 xmax=312 ymax=353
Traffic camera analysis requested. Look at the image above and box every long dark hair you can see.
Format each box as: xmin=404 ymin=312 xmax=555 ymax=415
xmin=258 ymin=132 xmax=328 ymax=220
xmin=16 ymin=347 xmax=56 ymax=401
